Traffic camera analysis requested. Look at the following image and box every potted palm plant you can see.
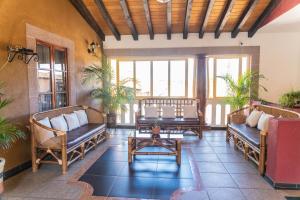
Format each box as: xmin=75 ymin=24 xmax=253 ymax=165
xmin=0 ymin=83 xmax=26 ymax=193
xmin=219 ymin=71 xmax=267 ymax=124
xmin=82 ymin=57 xmax=135 ymax=128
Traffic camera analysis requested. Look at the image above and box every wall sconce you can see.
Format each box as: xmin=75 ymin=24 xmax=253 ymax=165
xmin=87 ymin=41 xmax=100 ymax=55
xmin=7 ymin=45 xmax=39 ymax=64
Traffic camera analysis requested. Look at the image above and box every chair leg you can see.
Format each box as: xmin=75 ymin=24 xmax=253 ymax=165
xmin=233 ymin=136 xmax=238 ymax=150
xmin=30 ymin=127 xmax=38 ymax=172
xmin=244 ymin=144 xmax=249 ymax=160
xmin=226 ymin=128 xmax=230 ymax=142
xmin=80 ymin=143 xmax=85 ymax=159
xmin=259 ymin=147 xmax=266 ymax=175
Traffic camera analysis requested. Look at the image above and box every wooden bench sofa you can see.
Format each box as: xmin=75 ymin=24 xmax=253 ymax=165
xmin=30 ymin=105 xmax=106 ymax=174
xmin=227 ymin=104 xmax=300 ymax=175
xmin=135 ymin=98 xmax=203 ymax=138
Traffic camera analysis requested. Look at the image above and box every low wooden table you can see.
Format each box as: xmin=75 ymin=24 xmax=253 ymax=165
xmin=128 ymin=131 xmax=183 ymax=165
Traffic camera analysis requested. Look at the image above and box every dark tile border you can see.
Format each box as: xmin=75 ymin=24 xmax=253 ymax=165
xmin=265 ymin=175 xmax=300 ymax=190
xmin=3 ymin=161 xmax=31 ymax=181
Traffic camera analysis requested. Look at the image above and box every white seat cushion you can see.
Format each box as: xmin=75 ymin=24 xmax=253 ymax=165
xmin=144 ymin=106 xmax=158 ymax=118
xmin=74 ymin=110 xmax=89 ymax=126
xmin=64 ymin=113 xmax=80 ymax=131
xmin=50 ymin=115 xmax=68 ymax=131
xmin=162 ymin=106 xmax=175 ymax=118
xmin=36 ymin=117 xmax=55 ymax=144
xmin=246 ymin=110 xmax=263 ymax=127
xmin=257 ymin=112 xmax=274 ymax=131
xmin=182 ymin=105 xmax=198 ymax=118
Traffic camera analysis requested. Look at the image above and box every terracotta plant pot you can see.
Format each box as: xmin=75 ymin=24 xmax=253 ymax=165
xmin=0 ymin=157 xmax=5 ymax=194
xmin=230 ymin=114 xmax=247 ymax=124
xmin=107 ymin=112 xmax=117 ymax=128
xmin=152 ymin=126 xmax=161 ymax=135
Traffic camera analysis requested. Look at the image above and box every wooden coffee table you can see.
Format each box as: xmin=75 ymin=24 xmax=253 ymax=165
xmin=128 ymin=130 xmax=183 ymax=165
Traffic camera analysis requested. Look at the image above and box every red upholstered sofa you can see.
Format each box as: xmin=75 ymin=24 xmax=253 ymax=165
xmin=266 ymin=118 xmax=300 ymax=188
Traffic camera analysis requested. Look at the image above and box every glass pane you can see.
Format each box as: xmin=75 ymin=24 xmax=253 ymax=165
xmin=216 ymin=58 xmax=239 ymax=97
xmin=206 ymin=104 xmax=212 ymax=124
xmin=38 ymin=70 xmax=51 ymax=93
xmin=125 ymin=104 xmax=130 ymax=124
xmin=216 ymin=104 xmax=221 ymax=125
xmin=56 ymin=93 xmax=67 ymax=108
xmin=208 ymin=58 xmax=214 ymax=98
xmin=136 ymin=61 xmax=151 ymax=96
xmin=170 ymin=60 xmax=185 ymax=97
xmin=242 ymin=56 xmax=248 ymax=75
xmin=111 ymin=59 xmax=117 ymax=85
xmin=188 ymin=58 xmax=194 ymax=98
xmin=119 ymin=61 xmax=134 ymax=88
xmin=55 ymin=71 xmax=66 ymax=92
xmin=225 ymin=104 xmax=231 ymax=124
xmin=54 ymin=49 xmax=66 ymax=71
xmin=37 ymin=44 xmax=51 ymax=69
xmin=38 ymin=94 xmax=52 ymax=112
xmin=153 ymin=61 xmax=168 ymax=96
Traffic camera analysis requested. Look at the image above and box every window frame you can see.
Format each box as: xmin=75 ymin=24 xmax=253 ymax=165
xmin=36 ymin=40 xmax=69 ymax=111
xmin=112 ymin=57 xmax=196 ymax=99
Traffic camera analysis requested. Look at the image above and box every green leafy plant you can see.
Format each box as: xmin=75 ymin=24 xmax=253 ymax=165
xmin=0 ymin=83 xmax=26 ymax=150
xmin=82 ymin=57 xmax=135 ymax=114
xmin=279 ymin=91 xmax=300 ymax=108
xmin=218 ymin=71 xmax=267 ymax=111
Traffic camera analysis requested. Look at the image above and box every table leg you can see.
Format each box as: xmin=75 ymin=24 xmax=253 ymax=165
xmin=128 ymin=137 xmax=133 ymax=163
xmin=176 ymin=140 xmax=181 ymax=165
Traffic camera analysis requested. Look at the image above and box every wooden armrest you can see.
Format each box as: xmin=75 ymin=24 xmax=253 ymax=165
xmin=228 ymin=106 xmax=249 ymax=116
xmin=30 ymin=119 xmax=66 ymax=137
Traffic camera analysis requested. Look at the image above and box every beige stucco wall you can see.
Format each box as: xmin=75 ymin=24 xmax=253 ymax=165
xmin=0 ymin=0 xmax=102 ymax=172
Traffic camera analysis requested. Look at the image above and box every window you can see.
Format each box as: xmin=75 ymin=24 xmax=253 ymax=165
xmin=170 ymin=60 xmax=185 ymax=96
xmin=136 ymin=61 xmax=151 ymax=96
xmin=37 ymin=41 xmax=68 ymax=112
xmin=206 ymin=55 xmax=250 ymax=127
xmin=153 ymin=61 xmax=169 ymax=96
xmin=111 ymin=58 xmax=195 ymax=125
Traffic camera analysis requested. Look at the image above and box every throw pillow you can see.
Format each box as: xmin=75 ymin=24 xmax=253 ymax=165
xmin=182 ymin=105 xmax=198 ymax=118
xmin=257 ymin=112 xmax=274 ymax=131
xmin=64 ymin=113 xmax=81 ymax=131
xmin=74 ymin=110 xmax=89 ymax=126
xmin=36 ymin=117 xmax=55 ymax=144
xmin=162 ymin=106 xmax=175 ymax=118
xmin=144 ymin=106 xmax=158 ymax=118
xmin=246 ymin=110 xmax=263 ymax=127
xmin=50 ymin=115 xmax=68 ymax=131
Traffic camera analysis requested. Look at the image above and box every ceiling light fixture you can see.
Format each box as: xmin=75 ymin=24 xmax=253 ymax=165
xmin=156 ymin=0 xmax=171 ymax=3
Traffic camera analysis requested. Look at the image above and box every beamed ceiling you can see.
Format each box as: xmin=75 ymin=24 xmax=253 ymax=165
xmin=70 ymin=0 xmax=279 ymax=41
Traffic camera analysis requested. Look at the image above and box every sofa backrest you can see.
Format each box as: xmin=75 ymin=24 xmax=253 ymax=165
xmin=32 ymin=105 xmax=85 ymax=121
xmin=253 ymin=105 xmax=300 ymax=119
xmin=137 ymin=98 xmax=200 ymax=117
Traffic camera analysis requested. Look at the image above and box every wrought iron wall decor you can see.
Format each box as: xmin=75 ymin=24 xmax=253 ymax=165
xmin=87 ymin=41 xmax=100 ymax=56
xmin=7 ymin=45 xmax=39 ymax=64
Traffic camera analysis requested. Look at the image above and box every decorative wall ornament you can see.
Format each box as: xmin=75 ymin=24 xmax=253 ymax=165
xmin=87 ymin=41 xmax=100 ymax=56
xmin=7 ymin=45 xmax=39 ymax=64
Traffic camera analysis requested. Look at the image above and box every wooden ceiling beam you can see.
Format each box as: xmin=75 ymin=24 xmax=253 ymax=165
xmin=199 ymin=0 xmax=215 ymax=38
xmin=215 ymin=0 xmax=235 ymax=39
xmin=94 ymin=0 xmax=121 ymax=41
xmin=232 ymin=0 xmax=259 ymax=38
xmin=143 ymin=0 xmax=154 ymax=40
xmin=248 ymin=0 xmax=280 ymax=37
xmin=167 ymin=1 xmax=172 ymax=40
xmin=70 ymin=0 xmax=105 ymax=41
xmin=120 ymin=0 xmax=138 ymax=40
xmin=183 ymin=0 xmax=193 ymax=39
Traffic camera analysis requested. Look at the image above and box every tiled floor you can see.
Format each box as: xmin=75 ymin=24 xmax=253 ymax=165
xmin=1 ymin=129 xmax=300 ymax=200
